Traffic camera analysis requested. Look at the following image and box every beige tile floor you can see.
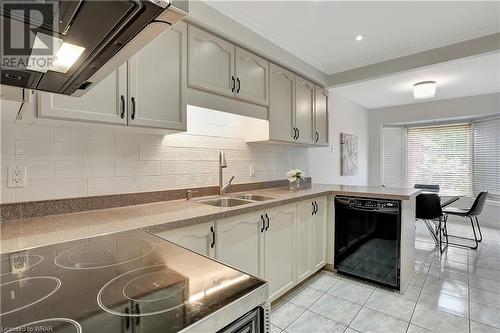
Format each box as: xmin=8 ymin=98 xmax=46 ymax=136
xmin=271 ymin=219 xmax=500 ymax=333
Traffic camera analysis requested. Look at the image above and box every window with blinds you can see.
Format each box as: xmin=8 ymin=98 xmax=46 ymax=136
xmin=383 ymin=127 xmax=405 ymax=187
xmin=406 ymin=123 xmax=472 ymax=196
xmin=473 ymin=117 xmax=500 ymax=201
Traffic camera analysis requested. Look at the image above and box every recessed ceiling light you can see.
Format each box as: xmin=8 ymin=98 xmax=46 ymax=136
xmin=413 ymin=81 xmax=437 ymax=99
xmin=355 ymin=35 xmax=363 ymax=41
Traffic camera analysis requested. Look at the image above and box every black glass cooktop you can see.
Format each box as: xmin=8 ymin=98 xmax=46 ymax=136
xmin=0 ymin=230 xmax=265 ymax=333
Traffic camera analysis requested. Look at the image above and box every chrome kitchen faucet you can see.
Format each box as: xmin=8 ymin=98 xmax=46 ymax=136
xmin=219 ymin=150 xmax=234 ymax=196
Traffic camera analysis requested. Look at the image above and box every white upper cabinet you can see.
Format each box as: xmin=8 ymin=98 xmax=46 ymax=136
xmin=155 ymin=221 xmax=216 ymax=258
xmin=264 ymin=205 xmax=296 ymax=301
xmin=188 ymin=25 xmax=235 ymax=97
xmin=314 ymin=85 xmax=328 ymax=146
xmin=269 ymin=63 xmax=295 ymax=143
xmin=234 ymin=47 xmax=269 ymax=106
xmin=38 ymin=64 xmax=127 ymax=125
xmin=38 ymin=24 xmax=187 ymax=132
xmin=295 ymin=76 xmax=315 ymax=145
xmin=312 ymin=197 xmax=327 ymax=270
xmin=216 ymin=212 xmax=264 ymax=277
xmin=128 ymin=22 xmax=187 ymax=130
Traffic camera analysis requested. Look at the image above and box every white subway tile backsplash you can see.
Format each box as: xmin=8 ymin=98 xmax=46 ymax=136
xmin=160 ymin=161 xmax=218 ymax=175
xmin=15 ymin=141 xmax=85 ymax=160
xmin=178 ymin=173 xmax=216 ymax=187
xmin=115 ymin=132 xmax=163 ymax=146
xmin=1 ymin=120 xmax=308 ymax=203
xmin=1 ymin=181 xmax=16 ymax=203
xmin=54 ymin=128 xmax=114 ymax=144
xmin=1 ymin=140 xmax=14 ymax=159
xmin=2 ymin=124 xmax=53 ymax=141
xmin=55 ymin=161 xmax=114 ymax=179
xmin=115 ymin=161 xmax=160 ymax=176
xmin=140 ymin=146 xmax=179 ymax=161
xmin=88 ymin=177 xmax=140 ymax=196
xmin=179 ymin=149 xmax=218 ymax=161
xmin=15 ymin=179 xmax=86 ymax=202
xmin=140 ymin=175 xmax=179 ymax=192
xmin=87 ymin=144 xmax=138 ymax=160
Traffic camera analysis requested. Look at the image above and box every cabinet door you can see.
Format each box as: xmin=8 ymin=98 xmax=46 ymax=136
xmin=128 ymin=22 xmax=187 ymax=130
xmin=315 ymin=85 xmax=328 ymax=146
xmin=188 ymin=25 xmax=235 ymax=97
xmin=313 ymin=197 xmax=328 ymax=270
xmin=269 ymin=63 xmax=295 ymax=143
xmin=234 ymin=47 xmax=269 ymax=106
xmin=155 ymin=221 xmax=215 ymax=258
xmin=295 ymin=76 xmax=315 ymax=144
xmin=296 ymin=200 xmax=313 ymax=282
xmin=264 ymin=205 xmax=295 ymax=301
xmin=216 ymin=212 xmax=264 ymax=277
xmin=37 ymin=64 xmax=127 ymax=125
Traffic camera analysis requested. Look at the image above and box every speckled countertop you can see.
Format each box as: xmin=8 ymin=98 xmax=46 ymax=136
xmin=0 ymin=184 xmax=420 ymax=254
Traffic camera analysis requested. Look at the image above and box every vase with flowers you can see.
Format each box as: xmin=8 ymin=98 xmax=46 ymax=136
xmin=287 ymin=168 xmax=305 ymax=192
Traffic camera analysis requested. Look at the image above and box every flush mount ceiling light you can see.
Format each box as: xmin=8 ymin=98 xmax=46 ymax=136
xmin=355 ymin=35 xmax=363 ymax=41
xmin=413 ymin=81 xmax=436 ymax=99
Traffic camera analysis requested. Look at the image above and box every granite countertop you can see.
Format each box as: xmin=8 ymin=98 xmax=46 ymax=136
xmin=0 ymin=184 xmax=420 ymax=254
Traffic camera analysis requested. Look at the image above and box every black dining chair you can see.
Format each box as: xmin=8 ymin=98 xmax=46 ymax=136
xmin=416 ymin=193 xmax=448 ymax=253
xmin=414 ymin=184 xmax=440 ymax=193
xmin=443 ymin=191 xmax=488 ymax=250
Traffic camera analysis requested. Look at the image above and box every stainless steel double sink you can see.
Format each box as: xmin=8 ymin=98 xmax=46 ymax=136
xmin=197 ymin=194 xmax=275 ymax=207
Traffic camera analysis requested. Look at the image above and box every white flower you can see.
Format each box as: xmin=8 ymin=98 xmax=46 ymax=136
xmin=287 ymin=168 xmax=305 ymax=182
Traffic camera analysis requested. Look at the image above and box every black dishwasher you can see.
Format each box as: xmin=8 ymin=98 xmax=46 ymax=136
xmin=334 ymin=196 xmax=401 ymax=289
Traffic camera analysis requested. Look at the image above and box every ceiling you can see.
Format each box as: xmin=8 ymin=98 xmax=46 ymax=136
xmin=333 ymin=52 xmax=500 ymax=109
xmin=204 ymin=1 xmax=500 ymax=75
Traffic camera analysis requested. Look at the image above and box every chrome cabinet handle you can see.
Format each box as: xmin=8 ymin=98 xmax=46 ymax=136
xmin=130 ymin=97 xmax=136 ymax=120
xmin=120 ymin=95 xmax=125 ymax=119
xmin=210 ymin=226 xmax=216 ymax=248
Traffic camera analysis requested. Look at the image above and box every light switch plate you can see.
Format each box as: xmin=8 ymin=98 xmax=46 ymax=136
xmin=8 ymin=165 xmax=27 ymax=188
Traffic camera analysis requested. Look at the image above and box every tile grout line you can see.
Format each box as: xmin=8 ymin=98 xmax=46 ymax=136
xmin=406 ymin=249 xmax=434 ymax=332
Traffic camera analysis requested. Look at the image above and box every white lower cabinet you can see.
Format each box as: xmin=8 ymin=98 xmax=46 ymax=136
xmin=264 ymin=205 xmax=296 ymax=301
xmin=159 ymin=196 xmax=328 ymax=302
xmin=155 ymin=221 xmax=215 ymax=258
xmin=313 ymin=197 xmax=328 ymax=269
xmin=216 ymin=211 xmax=264 ymax=277
xmin=296 ymin=200 xmax=314 ymax=282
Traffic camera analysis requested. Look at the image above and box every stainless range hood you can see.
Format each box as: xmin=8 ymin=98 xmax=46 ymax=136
xmin=0 ymin=0 xmax=188 ymax=96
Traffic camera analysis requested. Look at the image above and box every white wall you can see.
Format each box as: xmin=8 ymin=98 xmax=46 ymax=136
xmin=309 ymin=92 xmax=369 ymax=185
xmin=0 ymin=102 xmax=309 ymax=204
xmin=367 ymin=92 xmax=500 ymax=228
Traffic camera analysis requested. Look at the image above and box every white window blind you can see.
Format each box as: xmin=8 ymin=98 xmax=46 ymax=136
xmin=406 ymin=123 xmax=472 ymax=196
xmin=383 ymin=126 xmax=405 ymax=187
xmin=473 ymin=117 xmax=500 ymax=201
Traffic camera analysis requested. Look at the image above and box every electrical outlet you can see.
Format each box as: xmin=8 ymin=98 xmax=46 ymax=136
xmin=249 ymin=164 xmax=255 ymax=176
xmin=7 ymin=165 xmax=27 ymax=188
xmin=10 ymin=254 xmax=27 ymax=273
